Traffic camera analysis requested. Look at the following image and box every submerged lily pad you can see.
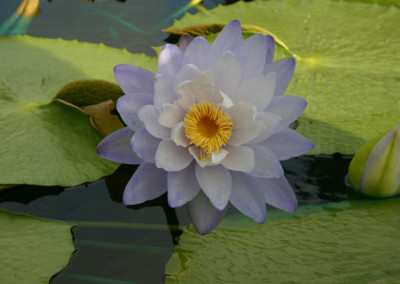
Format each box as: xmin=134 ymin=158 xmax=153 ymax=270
xmin=166 ymin=198 xmax=400 ymax=283
xmin=0 ymin=36 xmax=157 ymax=186
xmin=167 ymin=0 xmax=400 ymax=155
xmin=0 ymin=209 xmax=74 ymax=283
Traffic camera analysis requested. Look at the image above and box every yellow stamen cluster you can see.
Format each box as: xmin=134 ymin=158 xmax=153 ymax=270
xmin=184 ymin=101 xmax=232 ymax=160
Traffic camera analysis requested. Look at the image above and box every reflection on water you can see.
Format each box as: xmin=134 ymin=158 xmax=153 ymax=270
xmin=283 ymin=154 xmax=353 ymax=205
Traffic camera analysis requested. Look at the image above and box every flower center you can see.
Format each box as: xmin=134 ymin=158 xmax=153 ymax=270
xmin=184 ymin=101 xmax=232 ymax=160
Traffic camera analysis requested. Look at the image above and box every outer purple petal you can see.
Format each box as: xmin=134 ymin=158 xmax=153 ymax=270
xmin=266 ymin=95 xmax=307 ymax=130
xmin=265 ymin=35 xmax=275 ymax=65
xmin=234 ymin=33 xmax=268 ymax=81
xmin=257 ymin=176 xmax=298 ymax=212
xmin=262 ymin=128 xmax=315 ymax=160
xmin=231 ymin=73 xmax=276 ymax=110
xmin=97 ymin=127 xmax=141 ymax=164
xmin=230 ymin=172 xmax=266 ymax=223
xmin=122 ymin=162 xmax=167 ymax=205
xmin=211 ymin=20 xmax=244 ymax=58
xmin=211 ymin=52 xmax=242 ymax=95
xmin=184 ymin=36 xmax=213 ymax=71
xmin=167 ymin=162 xmax=201 ymax=208
xmin=186 ymin=190 xmax=228 ymax=235
xmin=116 ymin=93 xmax=153 ymax=131
xmin=158 ymin=44 xmax=184 ymax=76
xmin=195 ymin=164 xmax=232 ymax=210
xmin=131 ymin=127 xmax=161 ymax=163
xmin=246 ymin=144 xmax=284 ymax=178
xmin=114 ymin=64 xmax=155 ymax=94
xmin=177 ymin=34 xmax=194 ymax=53
xmin=264 ymin=57 xmax=295 ymax=97
xmin=153 ymin=74 xmax=177 ymax=110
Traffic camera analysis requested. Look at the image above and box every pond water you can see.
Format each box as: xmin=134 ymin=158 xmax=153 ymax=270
xmin=0 ymin=1 xmax=357 ymax=283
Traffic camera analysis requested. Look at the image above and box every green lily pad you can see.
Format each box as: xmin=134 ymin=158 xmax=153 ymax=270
xmin=165 ymin=198 xmax=400 ymax=283
xmin=166 ymin=0 xmax=400 ymax=155
xmin=0 ymin=209 xmax=74 ymax=283
xmin=0 ymin=36 xmax=157 ymax=186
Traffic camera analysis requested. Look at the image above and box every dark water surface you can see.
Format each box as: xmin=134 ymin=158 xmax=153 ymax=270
xmin=0 ymin=1 xmax=354 ymax=283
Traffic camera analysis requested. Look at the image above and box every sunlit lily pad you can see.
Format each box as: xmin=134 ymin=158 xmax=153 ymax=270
xmin=166 ymin=0 xmax=400 ymax=155
xmin=0 ymin=209 xmax=74 ymax=283
xmin=0 ymin=36 xmax=157 ymax=186
xmin=166 ymin=198 xmax=400 ymax=283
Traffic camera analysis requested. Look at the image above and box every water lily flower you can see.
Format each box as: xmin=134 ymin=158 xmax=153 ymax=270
xmin=348 ymin=125 xmax=400 ymax=197
xmin=97 ymin=20 xmax=315 ymax=234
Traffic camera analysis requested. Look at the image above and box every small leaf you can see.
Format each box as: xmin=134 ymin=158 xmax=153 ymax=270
xmin=53 ymin=79 xmax=125 ymax=107
xmin=82 ymin=100 xmax=124 ymax=137
xmin=0 ymin=209 xmax=75 ymax=283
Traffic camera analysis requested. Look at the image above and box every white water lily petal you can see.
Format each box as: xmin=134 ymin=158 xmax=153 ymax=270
xmin=116 ymin=93 xmax=153 ymax=131
xmin=211 ymin=148 xmax=229 ymax=164
xmin=175 ymin=72 xmax=216 ymax=110
xmin=174 ymin=64 xmax=202 ymax=86
xmin=97 ymin=127 xmax=141 ymax=164
xmin=232 ymin=72 xmax=276 ymax=110
xmin=154 ymin=74 xmax=177 ymax=110
xmin=155 ymin=140 xmax=193 ymax=171
xmin=262 ymin=128 xmax=315 ymax=160
xmin=264 ymin=57 xmax=295 ymax=97
xmin=168 ymin=162 xmax=201 ymax=207
xmin=114 ymin=64 xmax=155 ymax=94
xmin=171 ymin=122 xmax=191 ymax=147
xmin=211 ymin=52 xmax=241 ymax=95
xmin=266 ymin=95 xmax=307 ymax=130
xmin=230 ymin=101 xmax=257 ymax=129
xmin=186 ymin=191 xmax=228 ymax=235
xmin=257 ymin=176 xmax=298 ymax=212
xmin=184 ymin=36 xmax=213 ymax=71
xmin=234 ymin=33 xmax=268 ymax=81
xmin=131 ymin=128 xmax=160 ymax=163
xmin=195 ymin=164 xmax=232 ymax=210
xmin=230 ymin=172 xmax=266 ymax=223
xmin=188 ymin=146 xmax=222 ymax=167
xmin=158 ymin=44 xmax=184 ymax=76
xmin=221 ymin=145 xmax=254 ymax=172
xmin=158 ymin=103 xmax=185 ymax=128
xmin=188 ymin=146 xmax=208 ymax=167
xmin=246 ymin=144 xmax=284 ymax=178
xmin=215 ymin=91 xmax=234 ymax=109
xmin=250 ymin=111 xmax=282 ymax=144
xmin=228 ymin=120 xmax=265 ymax=146
xmin=211 ymin=20 xmax=243 ymax=58
xmin=138 ymin=105 xmax=171 ymax=140
xmin=123 ymin=162 xmax=167 ymax=205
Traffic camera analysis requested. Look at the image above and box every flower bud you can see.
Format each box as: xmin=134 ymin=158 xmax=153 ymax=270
xmin=348 ymin=125 xmax=400 ymax=197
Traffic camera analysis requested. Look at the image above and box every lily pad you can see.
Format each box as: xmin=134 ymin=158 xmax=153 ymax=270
xmin=166 ymin=0 xmax=400 ymax=155
xmin=165 ymin=198 xmax=400 ymax=283
xmin=0 ymin=209 xmax=74 ymax=283
xmin=0 ymin=36 xmax=157 ymax=186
